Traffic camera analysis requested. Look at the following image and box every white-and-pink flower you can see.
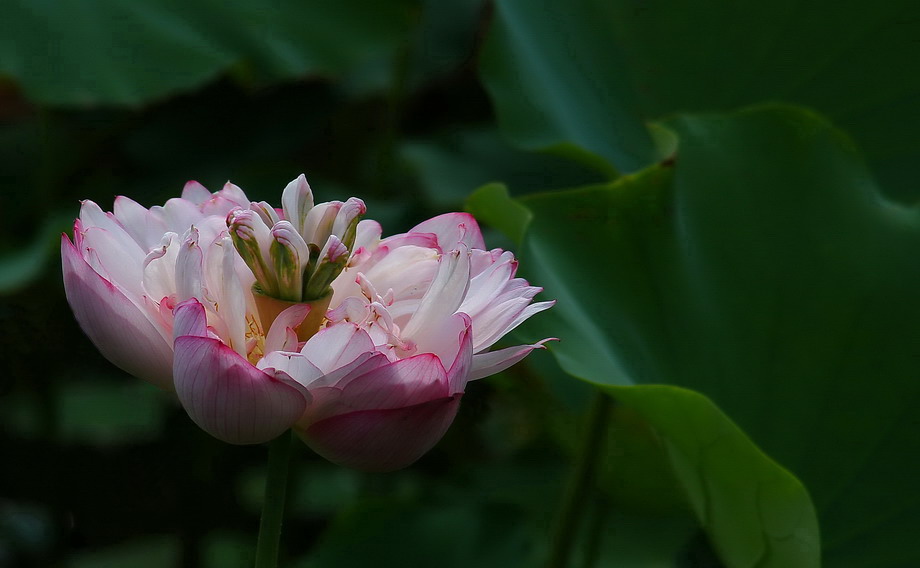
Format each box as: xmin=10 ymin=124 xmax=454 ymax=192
xmin=62 ymin=175 xmax=554 ymax=471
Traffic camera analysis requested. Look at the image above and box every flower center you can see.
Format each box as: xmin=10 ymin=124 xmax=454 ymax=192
xmin=226 ymin=194 xmax=365 ymax=304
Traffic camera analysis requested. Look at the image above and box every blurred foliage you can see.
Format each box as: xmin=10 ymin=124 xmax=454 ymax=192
xmin=1 ymin=0 xmax=918 ymax=567
xmin=480 ymin=0 xmax=920 ymax=201
xmin=0 ymin=0 xmax=415 ymax=106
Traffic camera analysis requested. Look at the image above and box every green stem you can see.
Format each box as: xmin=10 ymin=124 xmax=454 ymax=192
xmin=255 ymin=430 xmax=294 ymax=568
xmin=547 ymin=391 xmax=613 ymax=568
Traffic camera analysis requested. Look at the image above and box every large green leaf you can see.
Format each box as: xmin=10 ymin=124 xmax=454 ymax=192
xmin=483 ymin=105 xmax=920 ymax=565
xmin=401 ymin=127 xmax=606 ymax=210
xmin=0 ymin=0 xmax=413 ymax=106
xmin=480 ymin=0 xmax=920 ymax=199
xmin=603 ymin=386 xmax=819 ymax=567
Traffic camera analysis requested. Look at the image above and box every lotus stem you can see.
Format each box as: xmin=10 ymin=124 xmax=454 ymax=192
xmin=255 ymin=430 xmax=294 ymax=568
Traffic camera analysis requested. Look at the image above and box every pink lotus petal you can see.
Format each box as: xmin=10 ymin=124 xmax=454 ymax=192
xmin=410 ymin=212 xmax=485 ymax=251
xmin=173 ymin=300 xmax=308 ymax=444
xmin=460 ymin=251 xmax=517 ymax=317
xmin=416 ymin=313 xmax=473 ymax=380
xmin=300 ymin=394 xmax=462 ymax=472
xmin=301 ymin=353 xmax=449 ymax=428
xmin=161 ymin=197 xmax=204 ymax=235
xmin=472 ymin=299 xmax=556 ymax=353
xmin=79 ymin=226 xmax=146 ymax=299
xmin=373 ymin=231 xmax=440 ymax=256
xmin=181 ymin=181 xmax=211 ymax=204
xmin=172 ymin=298 xmax=208 ymax=338
xmin=400 ymin=246 xmax=471 ymax=340
xmin=258 ymin=351 xmax=325 ymax=386
xmin=301 ymin=351 xmax=390 ymax=392
xmin=217 ymin=182 xmax=250 ymax=209
xmin=359 ymin=245 xmax=439 ymax=301
xmin=200 ymin=195 xmax=247 ymax=218
xmin=78 ymin=200 xmax=131 ymax=240
xmin=300 ymin=322 xmax=375 ymax=373
xmin=468 ymin=339 xmax=555 ymax=381
xmin=353 ymin=219 xmax=382 ymax=254
xmin=113 ymin=195 xmax=168 ymax=251
xmin=175 ymin=228 xmax=203 ymax=303
xmin=142 ymin=232 xmax=180 ymax=302
xmin=446 ymin=314 xmax=473 ymax=395
xmin=468 ymin=248 xmax=504 ymax=277
xmin=281 ymin=174 xmax=315 ymax=231
xmin=264 ymin=303 xmax=310 ymax=354
xmin=213 ymin=237 xmax=249 ymax=357
xmin=334 ymin=353 xmax=448 ymax=409
xmin=61 ymin=235 xmax=174 ymax=390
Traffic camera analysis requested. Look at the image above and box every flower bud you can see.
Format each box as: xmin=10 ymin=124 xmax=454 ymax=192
xmin=333 ymin=197 xmax=366 ymax=254
xmin=269 ymin=221 xmax=309 ymax=302
xmin=302 ymin=235 xmax=348 ymax=300
xmin=227 ymin=208 xmax=277 ymax=297
xmin=281 ymin=174 xmax=314 ymax=235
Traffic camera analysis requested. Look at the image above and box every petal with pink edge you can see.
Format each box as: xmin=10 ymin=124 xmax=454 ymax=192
xmin=411 ymin=312 xmax=471 ymax=367
xmin=400 ymin=247 xmax=471 ymax=341
xmin=61 ymin=235 xmax=174 ymax=390
xmin=446 ymin=314 xmax=473 ymax=395
xmin=181 ymin=180 xmax=211 ymax=204
xmin=173 ymin=335 xmax=308 ymax=444
xmin=335 ymin=353 xmax=448 ymax=409
xmin=172 ymin=300 xmax=308 ymax=444
xmin=299 ymin=395 xmax=462 ymax=472
xmin=300 ymin=353 xmax=449 ymax=427
xmin=410 ymin=212 xmax=485 ymax=250
xmin=409 ymin=312 xmax=473 ymax=395
xmin=468 ymin=339 xmax=554 ymax=381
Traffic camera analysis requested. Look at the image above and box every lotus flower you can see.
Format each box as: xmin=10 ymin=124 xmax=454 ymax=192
xmin=63 ymin=175 xmax=554 ymax=471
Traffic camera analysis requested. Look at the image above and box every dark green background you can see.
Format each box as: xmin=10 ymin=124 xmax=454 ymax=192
xmin=1 ymin=1 xmax=918 ymax=566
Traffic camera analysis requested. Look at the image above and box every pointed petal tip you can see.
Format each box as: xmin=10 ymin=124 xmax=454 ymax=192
xmin=468 ymin=338 xmax=556 ymax=381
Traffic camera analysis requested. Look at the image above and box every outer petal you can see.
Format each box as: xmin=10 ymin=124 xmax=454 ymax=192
xmin=172 ymin=300 xmax=308 ymax=444
xmin=300 ymin=394 xmax=462 ymax=472
xmin=61 ymin=235 xmax=174 ymax=390
xmin=410 ymin=212 xmax=485 ymax=250
xmin=470 ymin=299 xmax=556 ymax=353
xmin=309 ymin=353 xmax=448 ymax=419
xmin=446 ymin=314 xmax=473 ymax=395
xmin=410 ymin=312 xmax=473 ymax=395
xmin=78 ymin=226 xmax=146 ymax=298
xmin=468 ymin=339 xmax=554 ymax=381
xmin=181 ymin=180 xmax=212 ymax=203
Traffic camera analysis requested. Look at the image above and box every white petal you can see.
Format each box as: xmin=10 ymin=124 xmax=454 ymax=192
xmin=401 ymin=246 xmax=471 ymax=341
xmin=264 ymin=303 xmax=310 ymax=354
xmin=468 ymin=340 xmax=553 ymax=381
xmin=281 ymin=174 xmax=314 ymax=233
xmin=300 ymin=323 xmax=375 ymax=373
xmin=113 ymin=195 xmax=167 ymax=251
